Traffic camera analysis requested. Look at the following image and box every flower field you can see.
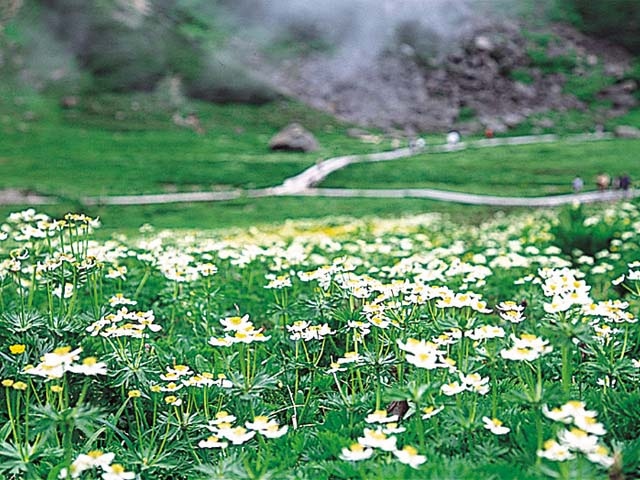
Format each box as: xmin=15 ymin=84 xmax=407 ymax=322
xmin=1 ymin=204 xmax=639 ymax=479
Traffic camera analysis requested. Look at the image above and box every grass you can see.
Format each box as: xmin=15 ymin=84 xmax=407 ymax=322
xmin=319 ymin=139 xmax=640 ymax=196
xmin=1 ymin=82 xmax=639 ymax=230
xmin=0 ymin=198 xmax=517 ymax=237
xmin=0 ymin=88 xmax=387 ymax=197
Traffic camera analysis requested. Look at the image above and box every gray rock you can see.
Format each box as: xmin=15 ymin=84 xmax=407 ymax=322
xmin=513 ymin=82 xmax=537 ymax=100
xmin=474 ymin=36 xmax=494 ymax=52
xmin=502 ymin=113 xmax=525 ymax=128
xmin=269 ymin=123 xmax=320 ymax=152
xmin=599 ymin=82 xmax=638 ymax=110
xmin=614 ymin=125 xmax=640 ymax=139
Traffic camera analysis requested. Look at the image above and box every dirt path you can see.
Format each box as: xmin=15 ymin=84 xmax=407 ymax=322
xmin=5 ymin=132 xmax=633 ymax=208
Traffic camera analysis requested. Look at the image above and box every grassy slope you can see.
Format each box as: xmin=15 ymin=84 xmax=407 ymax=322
xmin=320 ymin=139 xmax=640 ymax=196
xmin=0 ymin=198 xmax=515 ymax=237
xmin=0 ymin=90 xmax=386 ymax=197
xmin=1 ymin=83 xmax=638 ymax=231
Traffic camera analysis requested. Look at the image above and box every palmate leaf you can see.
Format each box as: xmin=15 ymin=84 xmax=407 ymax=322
xmin=195 ymin=450 xmax=247 ymax=480
xmin=0 ymin=440 xmax=58 ymax=479
xmin=30 ymin=404 xmax=104 ymax=439
xmin=1 ymin=309 xmax=46 ymax=335
xmin=0 ymin=441 xmax=25 ymax=472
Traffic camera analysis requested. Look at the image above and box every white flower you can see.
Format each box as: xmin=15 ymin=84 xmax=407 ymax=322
xmin=441 ymin=381 xmax=466 ymax=396
xmin=101 ymin=463 xmax=135 ymax=480
xmin=208 ymin=411 xmax=236 ymax=427
xmin=337 ymin=352 xmax=362 ymax=365
xmin=537 ymin=439 xmax=575 ymax=462
xmin=612 ymin=274 xmax=625 ymax=286
xmin=482 ymin=417 xmax=510 ymax=435
xmin=259 ymin=423 xmax=288 ymax=439
xmin=53 ymin=284 xmax=75 ymax=299
xmin=245 ymin=415 xmax=279 ymax=432
xmin=406 ymin=351 xmax=443 ymax=370
xmin=198 ymin=435 xmax=228 ymax=449
xmin=217 ymin=426 xmax=255 ymax=445
xmin=358 ymin=428 xmax=397 ymax=451
xmin=67 ymin=357 xmax=107 ymax=376
xmin=60 ymin=451 xmax=116 ymax=478
xmin=585 ymin=445 xmax=615 ymax=468
xmin=382 ymin=422 xmax=406 ymax=434
xmin=340 ymin=443 xmax=373 ymax=461
xmin=209 ymin=336 xmax=233 ymax=347
xmin=365 ymin=409 xmax=399 ymax=424
xmin=421 ymin=406 xmax=444 ymax=420
xmin=558 ymin=428 xmax=599 ymax=453
xmin=108 ymin=294 xmax=137 ymax=307
xmin=393 ymin=445 xmax=426 ymax=468
xmin=220 ymin=314 xmax=252 ymax=332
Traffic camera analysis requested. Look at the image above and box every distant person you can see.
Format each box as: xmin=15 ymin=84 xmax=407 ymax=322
xmin=619 ymin=174 xmax=632 ymax=197
xmin=446 ymin=130 xmax=461 ymax=145
xmin=596 ymin=172 xmax=610 ymax=192
xmin=572 ymin=176 xmax=584 ymax=193
xmin=484 ymin=127 xmax=494 ymax=139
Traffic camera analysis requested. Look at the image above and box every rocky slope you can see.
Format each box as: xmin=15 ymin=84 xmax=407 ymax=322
xmin=253 ymin=21 xmax=637 ymax=133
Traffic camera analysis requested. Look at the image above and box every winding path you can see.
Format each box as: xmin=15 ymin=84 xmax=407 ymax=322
xmin=6 ymin=132 xmax=638 ymax=207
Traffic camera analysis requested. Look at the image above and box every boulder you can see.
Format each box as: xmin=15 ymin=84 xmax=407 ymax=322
xmin=269 ymin=123 xmax=320 ymax=152
xmin=474 ymin=35 xmax=494 ymax=52
xmin=502 ymin=113 xmax=525 ymax=128
xmin=614 ymin=125 xmax=640 ymax=139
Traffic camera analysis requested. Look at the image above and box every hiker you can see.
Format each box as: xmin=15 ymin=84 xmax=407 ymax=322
xmin=446 ymin=130 xmax=461 ymax=145
xmin=572 ymin=176 xmax=584 ymax=193
xmin=619 ymin=174 xmax=632 ymax=197
xmin=409 ymin=137 xmax=426 ymax=152
xmin=596 ymin=172 xmax=610 ymax=192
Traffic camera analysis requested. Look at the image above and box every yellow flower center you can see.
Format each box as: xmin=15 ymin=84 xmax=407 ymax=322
xmin=403 ymin=445 xmax=418 ymax=455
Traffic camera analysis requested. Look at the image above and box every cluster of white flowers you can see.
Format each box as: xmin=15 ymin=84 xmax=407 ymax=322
xmin=397 ymin=338 xmax=449 ymax=370
xmin=496 ymin=301 xmax=526 ymax=324
xmin=25 ymin=347 xmax=106 ymax=379
xmin=340 ymin=412 xmax=425 ymax=468
xmin=538 ymin=268 xmax=592 ymax=314
xmin=264 ymin=273 xmax=292 ymax=289
xmin=86 ymin=307 xmax=161 ymax=338
xmin=153 ymin=364 xmax=232 ymax=396
xmin=441 ymin=372 xmax=490 ymax=396
xmin=208 ymin=314 xmax=271 ymax=346
xmin=582 ymin=299 xmax=636 ymax=324
xmin=59 ymin=450 xmax=134 ymax=480
xmin=538 ymin=401 xmax=613 ymax=468
xmin=1 ymin=210 xmax=99 ymax=243
xmin=286 ymin=320 xmax=334 ymax=341
xmin=500 ymin=333 xmax=553 ymax=361
xmin=199 ymin=411 xmax=287 ymax=449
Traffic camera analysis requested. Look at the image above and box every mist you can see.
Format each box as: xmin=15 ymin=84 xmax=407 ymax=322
xmin=222 ymin=0 xmax=485 ymax=66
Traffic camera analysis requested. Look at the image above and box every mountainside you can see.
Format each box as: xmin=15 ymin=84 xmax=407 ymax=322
xmin=250 ymin=21 xmax=637 ymax=133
